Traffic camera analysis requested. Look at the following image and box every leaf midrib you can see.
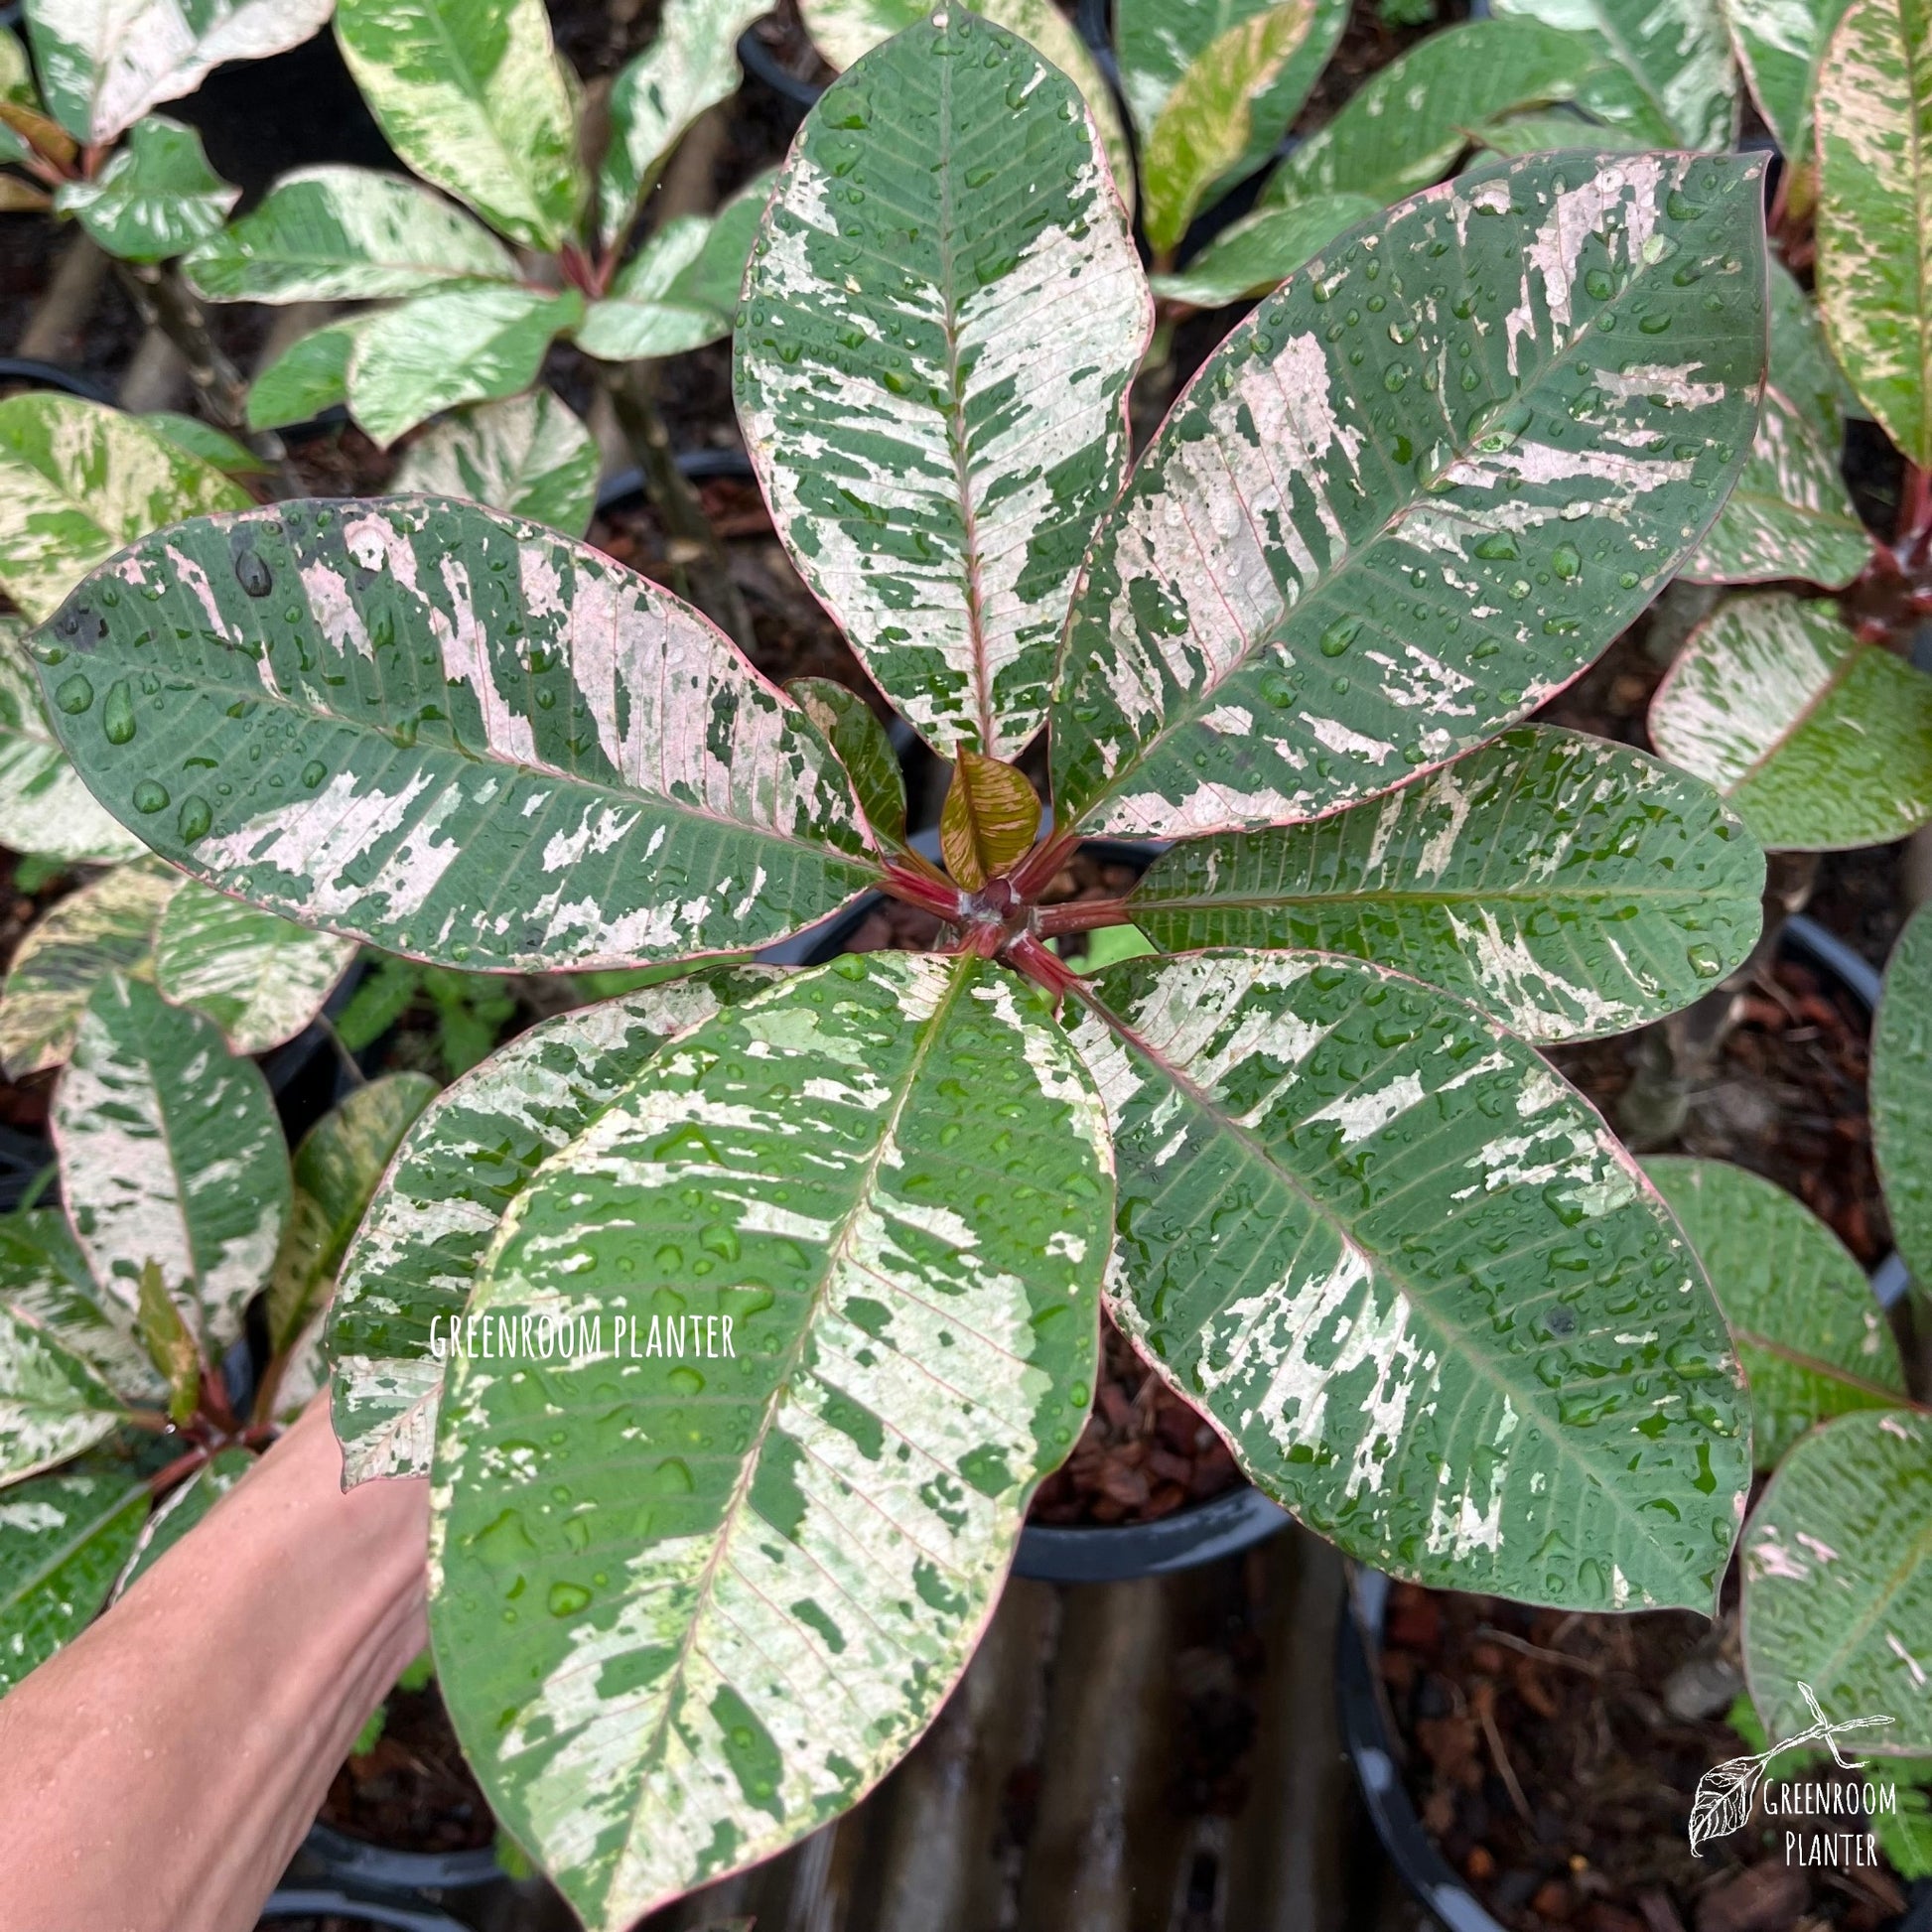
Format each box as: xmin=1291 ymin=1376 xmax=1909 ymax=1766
xmin=0 ymin=1478 xmax=144 ymax=1613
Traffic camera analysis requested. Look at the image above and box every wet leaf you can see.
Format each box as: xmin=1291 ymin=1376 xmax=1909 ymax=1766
xmin=940 ymin=750 xmax=1039 ymax=889
xmin=1648 ymin=593 xmax=1932 ymax=850
xmin=1053 ymin=152 xmax=1767 ymax=838
xmin=736 ymin=10 xmax=1150 ymax=759
xmin=35 ymin=498 xmax=877 ymax=969
xmin=182 ymin=165 xmax=517 ymax=303
xmin=787 ymin=677 xmax=905 ymax=844
xmin=328 ymin=968 xmax=779 ymax=1481
xmin=1872 ymin=901 xmax=1932 ymax=1289
xmin=1465 ymin=109 xmax=1654 ymax=155
xmin=1072 ymin=949 xmax=1749 ymax=1611
xmin=1130 ymin=727 xmax=1764 ymax=1041
xmin=1149 ymin=195 xmax=1378 ymax=309
xmin=392 ymin=391 xmax=599 ymax=536
xmin=1726 ymin=0 xmax=1855 ymax=157
xmin=1744 ymin=1409 xmax=1932 ymax=1748
xmin=53 ymin=115 xmax=238 ymax=263
xmin=0 ymin=1305 xmax=125 ymax=1481
xmin=430 ymin=955 xmax=1109 ymax=1928
xmin=333 ymin=0 xmax=587 ymax=252
xmin=1645 ymin=1157 xmax=1907 ymax=1468
xmin=0 ymin=1468 xmax=147 ymax=1690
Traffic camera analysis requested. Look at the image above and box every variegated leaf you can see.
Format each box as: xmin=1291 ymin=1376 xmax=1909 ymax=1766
xmin=114 ymin=1444 xmax=253 ymax=1597
xmin=1648 ymin=594 xmax=1932 ymax=850
xmin=0 ymin=393 xmax=248 ymax=623
xmin=0 ymin=26 xmax=41 ymax=172
xmin=23 ymin=0 xmax=334 ymax=144
xmin=0 ymin=1469 xmax=147 ymax=1690
xmin=0 ymin=1209 xmax=158 ymax=1401
xmin=33 ymin=498 xmax=877 ymax=968
xmin=1129 ymin=727 xmax=1764 ymax=1041
xmin=799 ymin=0 xmax=1134 ymax=214
xmin=0 ymin=1306 xmax=125 ymax=1482
xmin=1143 ymin=0 xmax=1316 ymax=256
xmin=1261 ymin=20 xmax=1616 ymax=207
xmin=268 ymin=1073 xmax=438 ymax=1359
xmin=152 ymin=881 xmax=358 ymax=1055
xmin=1645 ymin=1158 xmax=1908 ymax=1469
xmin=939 ymin=750 xmax=1039 ymax=889
xmin=598 ymin=0 xmax=770 ymax=248
xmin=735 ymin=9 xmax=1151 ymax=759
xmin=1148 ymin=195 xmax=1378 ymax=310
xmin=1116 ymin=0 xmax=1346 ymax=190
xmin=431 ymin=954 xmax=1110 ymax=1927
xmin=1488 ymin=0 xmax=1740 ymax=147
xmin=332 ymin=0 xmax=588 ymax=253
xmin=182 ymin=166 xmax=517 ymax=304
xmin=787 ymin=677 xmax=905 ymax=844
xmin=328 ymin=968 xmax=778 ymax=1483
xmin=1052 ymin=153 xmax=1767 ymax=839
xmin=53 ymin=973 xmax=290 ymax=1355
xmin=345 ymin=286 xmax=584 ymax=449
xmin=391 ymin=391 xmax=598 ymax=537
xmin=1744 ymin=1409 xmax=1932 ymax=1748
xmin=1071 ymin=949 xmax=1748 ymax=1610
xmin=0 ymin=860 xmax=177 ymax=1076
xmin=0 ymin=621 xmax=144 ymax=864
xmin=53 ymin=115 xmax=237 ymax=263
xmin=247 ymin=317 xmax=377 ymax=431
xmin=1814 ymin=0 xmax=1932 ymax=465
xmin=1872 ymin=901 xmax=1932 ymax=1289
xmin=1725 ymin=0 xmax=1854 ymax=157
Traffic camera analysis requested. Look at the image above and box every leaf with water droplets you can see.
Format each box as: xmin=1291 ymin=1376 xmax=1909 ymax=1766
xmin=1053 ymin=152 xmax=1767 ymax=838
xmin=1130 ymin=727 xmax=1764 ymax=1041
xmin=328 ymin=968 xmax=779 ymax=1482
xmin=1070 ymin=948 xmax=1748 ymax=1610
xmin=736 ymin=10 xmax=1151 ymax=759
xmin=0 ymin=1305 xmax=126 ymax=1483
xmin=939 ymin=750 xmax=1039 ymax=889
xmin=1645 ymin=1157 xmax=1907 ymax=1468
xmin=1726 ymin=0 xmax=1855 ymax=158
xmin=35 ymin=497 xmax=877 ymax=970
xmin=1149 ymin=195 xmax=1378 ymax=310
xmin=0 ymin=393 xmax=248 ymax=623
xmin=430 ymin=955 xmax=1110 ymax=1927
xmin=391 ymin=391 xmax=598 ymax=536
xmin=0 ymin=1468 xmax=147 ymax=1689
xmin=1744 ymin=1409 xmax=1932 ymax=1749
xmin=1872 ymin=902 xmax=1932 ymax=1290
xmin=787 ymin=677 xmax=904 ymax=844
xmin=53 ymin=115 xmax=238 ymax=263
xmin=1648 ymin=594 xmax=1932 ymax=850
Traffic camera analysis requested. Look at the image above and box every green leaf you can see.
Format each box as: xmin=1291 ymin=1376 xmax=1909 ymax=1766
xmin=136 ymin=1257 xmax=202 ymax=1425
xmin=328 ymin=967 xmax=778 ymax=1482
xmin=431 ymin=954 xmax=1109 ymax=1926
xmin=1872 ymin=901 xmax=1932 ymax=1288
xmin=1488 ymin=0 xmax=1740 ymax=147
xmin=1143 ymin=0 xmax=1317 ymax=256
xmin=787 ymin=678 xmax=903 ymax=844
xmin=1261 ymin=20 xmax=1610 ymax=207
xmin=35 ymin=498 xmax=877 ymax=968
xmin=333 ymin=0 xmax=588 ymax=253
xmin=140 ymin=413 xmax=270 ymax=478
xmin=800 ymin=0 xmax=1135 ymax=215
xmin=246 ymin=317 xmax=377 ymax=430
xmin=153 ymin=881 xmax=358 ymax=1054
xmin=1465 ymin=109 xmax=1655 ymax=155
xmin=0 ymin=1209 xmax=158 ymax=1401
xmin=1053 ymin=152 xmax=1768 ymax=838
xmin=392 ymin=391 xmax=598 ymax=536
xmin=0 ymin=1469 xmax=147 ymax=1691
xmin=598 ymin=0 xmax=769 ymax=249
xmin=1148 ymin=195 xmax=1379 ymax=310
xmin=53 ymin=974 xmax=290 ymax=1356
xmin=182 ymin=165 xmax=517 ymax=303
xmin=1072 ymin=949 xmax=1748 ymax=1611
xmin=346 ymin=285 xmax=584 ymax=448
xmin=1815 ymin=0 xmax=1932 ymax=464
xmin=53 ymin=116 xmax=238 ymax=263
xmin=1130 ymin=727 xmax=1764 ymax=1042
xmin=1648 ymin=594 xmax=1932 ymax=850
xmin=1726 ymin=0 xmax=1855 ymax=157
xmin=0 ymin=860 xmax=178 ymax=1076
xmin=24 ymin=0 xmax=333 ymax=144
xmin=268 ymin=1073 xmax=438 ymax=1359
xmin=735 ymin=10 xmax=1150 ymax=759
xmin=940 ymin=750 xmax=1039 ymax=889
xmin=0 ymin=1305 xmax=125 ymax=1481
xmin=1876 ymin=1778 xmax=1932 ymax=1876
xmin=0 ymin=393 xmax=248 ymax=622
xmin=0 ymin=621 xmax=145 ymax=865
xmin=1116 ymin=0 xmax=1346 ymax=189
xmin=1644 ymin=1158 xmax=1908 ymax=1469
xmin=115 ymin=1444 xmax=253 ymax=1597
xmin=1744 ymin=1409 xmax=1932 ymax=1749
xmin=1768 ymin=257 xmax=1866 ymax=428
xmin=0 ymin=25 xmax=42 ymax=171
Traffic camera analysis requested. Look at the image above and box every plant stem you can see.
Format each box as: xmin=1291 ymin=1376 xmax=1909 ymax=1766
xmin=602 ymin=358 xmax=756 ymax=650
xmin=1035 ymin=895 xmax=1133 ymax=938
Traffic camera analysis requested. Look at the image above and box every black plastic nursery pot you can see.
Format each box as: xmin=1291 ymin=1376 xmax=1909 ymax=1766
xmin=1338 ymin=912 xmax=1919 ymax=1932
xmin=296 ymin=1822 xmax=501 ymax=1900
xmin=257 ymin=1886 xmax=472 ymax=1931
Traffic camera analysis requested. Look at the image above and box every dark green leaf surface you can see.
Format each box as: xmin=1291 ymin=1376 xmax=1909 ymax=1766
xmin=1873 ymin=902 xmax=1932 ymax=1288
xmin=787 ymin=678 xmax=905 ymax=843
xmin=0 ymin=1468 xmax=147 ymax=1690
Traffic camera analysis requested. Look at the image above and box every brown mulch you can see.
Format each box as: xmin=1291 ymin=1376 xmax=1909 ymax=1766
xmin=319 ymin=1677 xmax=496 ymax=1856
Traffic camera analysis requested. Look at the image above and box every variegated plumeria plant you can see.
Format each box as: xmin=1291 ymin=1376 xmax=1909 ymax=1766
xmin=21 ymin=6 xmax=1787 ymax=1918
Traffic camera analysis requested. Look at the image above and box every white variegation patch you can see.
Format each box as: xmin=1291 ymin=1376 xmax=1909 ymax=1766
xmin=0 ymin=1305 xmax=125 ymax=1483
xmin=391 ymin=391 xmax=598 ymax=537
